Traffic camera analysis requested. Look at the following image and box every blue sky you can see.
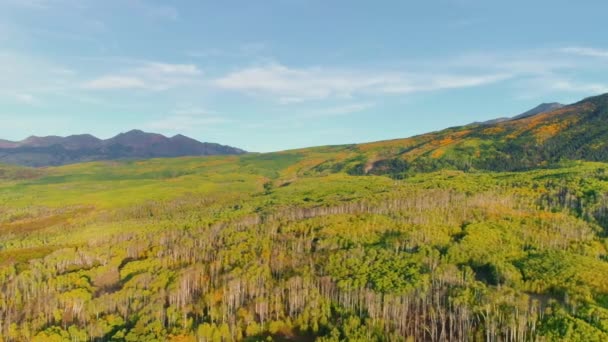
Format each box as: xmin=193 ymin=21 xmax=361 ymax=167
xmin=1 ymin=0 xmax=608 ymax=152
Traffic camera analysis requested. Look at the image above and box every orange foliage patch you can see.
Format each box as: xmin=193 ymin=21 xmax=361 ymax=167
xmin=431 ymin=149 xmax=445 ymax=158
xmin=358 ymin=137 xmax=418 ymax=152
xmin=483 ymin=126 xmax=505 ymax=135
xmin=503 ymin=103 xmax=590 ymax=140
xmin=404 ymin=130 xmax=471 ymax=158
xmin=533 ymin=123 xmax=563 ymax=141
xmin=438 ymin=137 xmax=454 ymax=146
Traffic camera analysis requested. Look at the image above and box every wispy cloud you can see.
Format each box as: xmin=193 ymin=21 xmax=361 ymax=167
xmin=551 ymin=80 xmax=608 ymax=94
xmin=84 ymin=76 xmax=147 ymax=90
xmin=83 ymin=62 xmax=202 ymax=90
xmin=0 ymin=90 xmax=39 ymax=104
xmin=379 ymin=74 xmax=511 ymax=94
xmin=213 ymin=46 xmax=608 ymax=104
xmin=4 ymin=44 xmax=608 ymax=116
xmin=13 ymin=93 xmax=37 ymax=104
xmin=215 ymin=63 xmax=511 ymax=103
xmin=560 ymin=47 xmax=608 ymax=59
xmin=141 ymin=62 xmax=200 ymax=76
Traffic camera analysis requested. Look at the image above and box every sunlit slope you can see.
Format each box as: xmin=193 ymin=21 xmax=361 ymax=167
xmin=284 ymin=93 xmax=608 ymax=176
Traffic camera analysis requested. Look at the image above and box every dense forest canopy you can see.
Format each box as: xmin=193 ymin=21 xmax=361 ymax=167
xmin=2 ymin=94 xmax=608 ymax=341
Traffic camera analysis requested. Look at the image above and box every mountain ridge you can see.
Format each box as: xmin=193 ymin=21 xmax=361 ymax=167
xmin=472 ymin=102 xmax=565 ymax=126
xmin=0 ymin=130 xmax=246 ymax=167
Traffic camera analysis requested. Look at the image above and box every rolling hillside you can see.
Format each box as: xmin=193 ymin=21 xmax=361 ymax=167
xmin=281 ymin=93 xmax=608 ymax=178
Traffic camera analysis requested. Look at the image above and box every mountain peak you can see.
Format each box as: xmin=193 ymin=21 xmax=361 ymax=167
xmin=115 ymin=129 xmax=158 ymax=137
xmin=21 ymin=135 xmax=64 ymax=147
xmin=108 ymin=130 xmax=167 ymax=148
xmin=512 ymin=102 xmax=565 ymax=120
xmin=124 ymin=129 xmax=146 ymax=135
xmin=472 ymin=102 xmax=566 ymax=126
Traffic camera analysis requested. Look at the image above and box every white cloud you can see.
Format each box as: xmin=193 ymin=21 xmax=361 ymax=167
xmin=552 ymin=80 xmax=608 ymax=94
xmin=0 ymin=91 xmax=39 ymax=104
xmin=215 ymin=63 xmax=511 ymax=102
xmin=142 ymin=62 xmax=201 ymax=75
xmin=83 ymin=76 xmax=147 ymax=90
xmin=215 ymin=64 xmax=374 ymax=101
xmin=50 ymin=67 xmax=77 ymax=75
xmin=83 ymin=62 xmax=202 ymax=90
xmin=561 ymin=47 xmax=608 ymax=59
xmin=3 ymin=44 xmax=608 ymax=117
xmin=438 ymin=50 xmax=577 ymax=76
xmin=433 ymin=74 xmax=512 ymax=88
xmin=14 ymin=93 xmax=37 ymax=104
xmin=444 ymin=49 xmax=608 ymax=99
xmin=380 ymin=74 xmax=511 ymax=94
xmin=213 ymin=46 xmax=608 ymax=104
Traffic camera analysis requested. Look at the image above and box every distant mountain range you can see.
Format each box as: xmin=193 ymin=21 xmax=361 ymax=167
xmin=0 ymin=130 xmax=246 ymax=167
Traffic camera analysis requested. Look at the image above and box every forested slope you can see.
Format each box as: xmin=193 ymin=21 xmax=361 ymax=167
xmin=1 ymin=156 xmax=608 ymax=341
xmin=1 ymin=94 xmax=608 ymax=341
xmin=298 ymin=93 xmax=608 ymax=176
